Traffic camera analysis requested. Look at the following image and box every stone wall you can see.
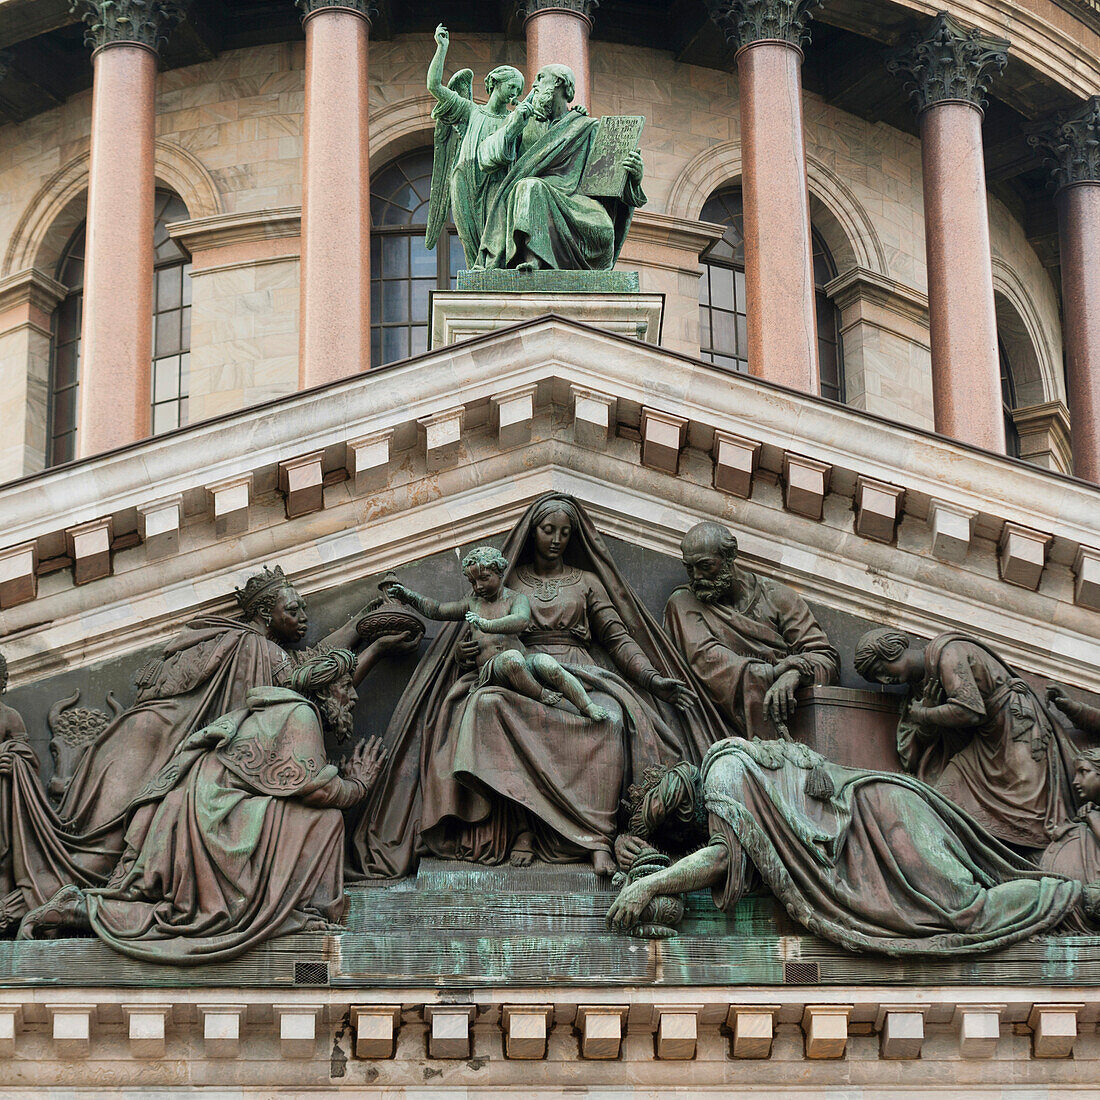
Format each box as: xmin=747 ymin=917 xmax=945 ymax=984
xmin=0 ymin=34 xmax=1069 ymax=477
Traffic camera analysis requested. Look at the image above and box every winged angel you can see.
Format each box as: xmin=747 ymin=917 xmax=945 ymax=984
xmin=426 ymin=24 xmax=528 ymax=268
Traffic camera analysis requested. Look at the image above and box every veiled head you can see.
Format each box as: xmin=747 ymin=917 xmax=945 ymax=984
xmin=625 ymin=761 xmax=701 ymax=847
xmin=529 ymin=498 xmax=578 ymax=565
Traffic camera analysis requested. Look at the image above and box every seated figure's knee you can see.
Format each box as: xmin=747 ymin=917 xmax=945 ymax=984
xmin=495 ymin=650 xmax=526 ymax=677
xmin=529 ymin=653 xmax=560 ymax=681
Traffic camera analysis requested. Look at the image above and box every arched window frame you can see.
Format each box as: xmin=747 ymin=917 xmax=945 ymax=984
xmin=999 ymin=339 xmax=1022 ymax=459
xmin=47 ymin=222 xmax=85 ymax=467
xmin=46 ymin=188 xmax=192 ymax=466
xmin=370 ymin=148 xmax=464 ymax=367
xmin=150 ymin=189 xmax=192 ymax=435
xmin=698 ymin=185 xmax=845 ymax=402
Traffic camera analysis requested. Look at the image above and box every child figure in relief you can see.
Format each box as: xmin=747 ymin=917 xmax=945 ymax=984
xmin=385 ymin=547 xmax=610 ymax=722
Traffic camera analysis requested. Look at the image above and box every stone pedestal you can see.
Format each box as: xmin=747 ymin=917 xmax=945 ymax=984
xmin=791 ymin=686 xmax=902 ymax=773
xmin=431 ymin=271 xmax=663 ymax=348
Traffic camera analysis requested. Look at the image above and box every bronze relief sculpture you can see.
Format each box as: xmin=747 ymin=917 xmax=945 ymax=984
xmin=350 ymin=495 xmax=729 ymax=879
xmin=854 ymin=628 xmax=1081 ymax=851
xmin=607 ymin=739 xmax=1087 ymax=955
xmin=19 ymin=649 xmax=387 ymax=960
xmin=385 ymin=547 xmax=612 ymax=721
xmin=663 ymin=521 xmax=840 ymax=739
xmin=0 ymin=566 xmax=412 ymax=936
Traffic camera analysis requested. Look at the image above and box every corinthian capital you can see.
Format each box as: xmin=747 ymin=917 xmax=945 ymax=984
xmin=515 ymin=1 xmax=599 ymax=20
xmin=295 ymin=0 xmax=379 ymax=19
xmin=70 ymin=0 xmax=189 ymax=53
xmin=704 ymin=0 xmax=823 ymax=51
xmin=886 ymin=11 xmax=1009 ymax=115
xmin=1029 ymin=96 xmax=1100 ymax=191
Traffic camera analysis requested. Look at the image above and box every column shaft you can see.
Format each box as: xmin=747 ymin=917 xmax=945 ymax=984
xmin=300 ymin=8 xmax=371 ymax=385
xmin=525 ymin=8 xmax=592 ymax=109
xmin=920 ymin=102 xmax=1004 ymax=452
xmin=737 ymin=40 xmax=818 ymax=393
xmin=1058 ymin=183 xmax=1100 ymax=480
xmin=77 ymin=44 xmax=157 ymax=457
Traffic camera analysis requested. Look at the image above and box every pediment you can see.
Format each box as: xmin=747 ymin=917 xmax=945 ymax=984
xmin=0 ymin=316 xmax=1098 ymax=698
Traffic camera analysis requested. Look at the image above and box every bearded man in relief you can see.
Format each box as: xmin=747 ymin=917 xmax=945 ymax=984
xmin=663 ymin=521 xmax=840 ymax=740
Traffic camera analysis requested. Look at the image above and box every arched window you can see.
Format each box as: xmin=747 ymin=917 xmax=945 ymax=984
xmin=370 ymin=148 xmax=464 ymax=367
xmin=46 ymin=188 xmax=192 ymax=466
xmin=48 ymin=223 xmax=85 ymax=466
xmin=151 ymin=189 xmax=192 ymax=434
xmin=698 ymin=185 xmax=845 ymax=402
xmin=999 ymin=339 xmax=1021 ymax=459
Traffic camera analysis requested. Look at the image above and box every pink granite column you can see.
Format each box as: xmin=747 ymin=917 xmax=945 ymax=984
xmin=522 ymin=2 xmax=595 ymax=110
xmin=1032 ymin=97 xmax=1100 ymax=481
xmin=888 ymin=13 xmax=1009 ymax=453
xmin=298 ymin=0 xmax=374 ymax=385
xmin=708 ymin=1 xmax=823 ymax=394
xmin=71 ymin=2 xmax=185 ymax=458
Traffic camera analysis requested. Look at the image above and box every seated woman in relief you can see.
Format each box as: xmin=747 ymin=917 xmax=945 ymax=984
xmin=350 ymin=494 xmax=729 ymax=879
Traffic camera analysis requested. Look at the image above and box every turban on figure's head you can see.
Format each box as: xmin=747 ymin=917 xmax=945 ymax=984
xmin=290 ymin=648 xmax=355 ymax=695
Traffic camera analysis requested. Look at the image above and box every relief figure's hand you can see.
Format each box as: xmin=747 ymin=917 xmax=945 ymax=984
xmin=650 ymin=675 xmax=696 ymax=712
xmin=613 ymin=833 xmax=648 ymax=871
xmin=455 ymin=635 xmax=480 ymax=672
xmin=606 ymin=879 xmax=654 ymax=931
xmin=763 ymin=669 xmax=801 ymax=727
xmin=434 ymin=24 xmax=449 ymax=48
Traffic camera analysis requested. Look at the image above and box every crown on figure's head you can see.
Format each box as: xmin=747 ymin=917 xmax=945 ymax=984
xmin=234 ymin=565 xmax=292 ymax=617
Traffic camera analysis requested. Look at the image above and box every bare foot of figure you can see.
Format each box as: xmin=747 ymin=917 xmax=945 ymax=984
xmin=539 ymin=690 xmax=563 ymax=707
xmin=592 ymin=850 xmax=617 ymax=877
xmin=17 ymin=884 xmax=90 ymax=940
xmin=584 ymin=704 xmax=611 ymax=722
xmin=508 ymin=833 xmax=537 ymax=867
xmin=516 ymin=260 xmax=538 ymax=272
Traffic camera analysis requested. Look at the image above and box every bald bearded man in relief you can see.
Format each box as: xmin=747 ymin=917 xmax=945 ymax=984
xmin=663 ymin=522 xmax=840 ymax=739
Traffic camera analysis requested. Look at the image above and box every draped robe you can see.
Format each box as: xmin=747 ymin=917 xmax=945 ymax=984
xmin=348 ymin=493 xmax=728 ymax=879
xmin=900 ymin=634 xmax=1079 ymax=850
xmin=0 ymin=618 xmax=289 ymax=923
xmin=475 ymin=110 xmax=645 ymax=271
xmin=701 ymin=738 xmax=1081 ymax=956
xmin=86 ymin=687 xmax=358 ymax=965
xmin=663 ymin=572 xmax=839 ymax=739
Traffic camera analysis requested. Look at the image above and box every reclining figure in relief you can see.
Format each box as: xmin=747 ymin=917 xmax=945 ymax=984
xmin=606 ymin=738 xmax=1091 ymax=956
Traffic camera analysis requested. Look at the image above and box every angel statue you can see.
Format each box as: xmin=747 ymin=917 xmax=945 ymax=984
xmin=426 ymin=23 xmax=526 ymax=268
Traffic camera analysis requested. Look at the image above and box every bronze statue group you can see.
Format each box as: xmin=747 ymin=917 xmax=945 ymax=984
xmin=0 ymin=493 xmax=1098 ymax=963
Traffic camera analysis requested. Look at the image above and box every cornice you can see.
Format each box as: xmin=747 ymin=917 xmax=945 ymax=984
xmin=0 ymin=267 xmax=66 ymax=315
xmin=626 ymin=211 xmax=727 ymax=254
xmin=886 ymin=11 xmax=1009 ymax=116
xmin=825 ymin=266 xmax=929 ymax=328
xmin=166 ymin=207 xmax=302 ymax=255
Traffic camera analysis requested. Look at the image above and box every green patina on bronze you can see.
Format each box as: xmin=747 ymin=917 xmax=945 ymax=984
xmin=455 ymin=269 xmax=640 ymax=292
xmin=426 ymin=24 xmax=646 ymax=273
